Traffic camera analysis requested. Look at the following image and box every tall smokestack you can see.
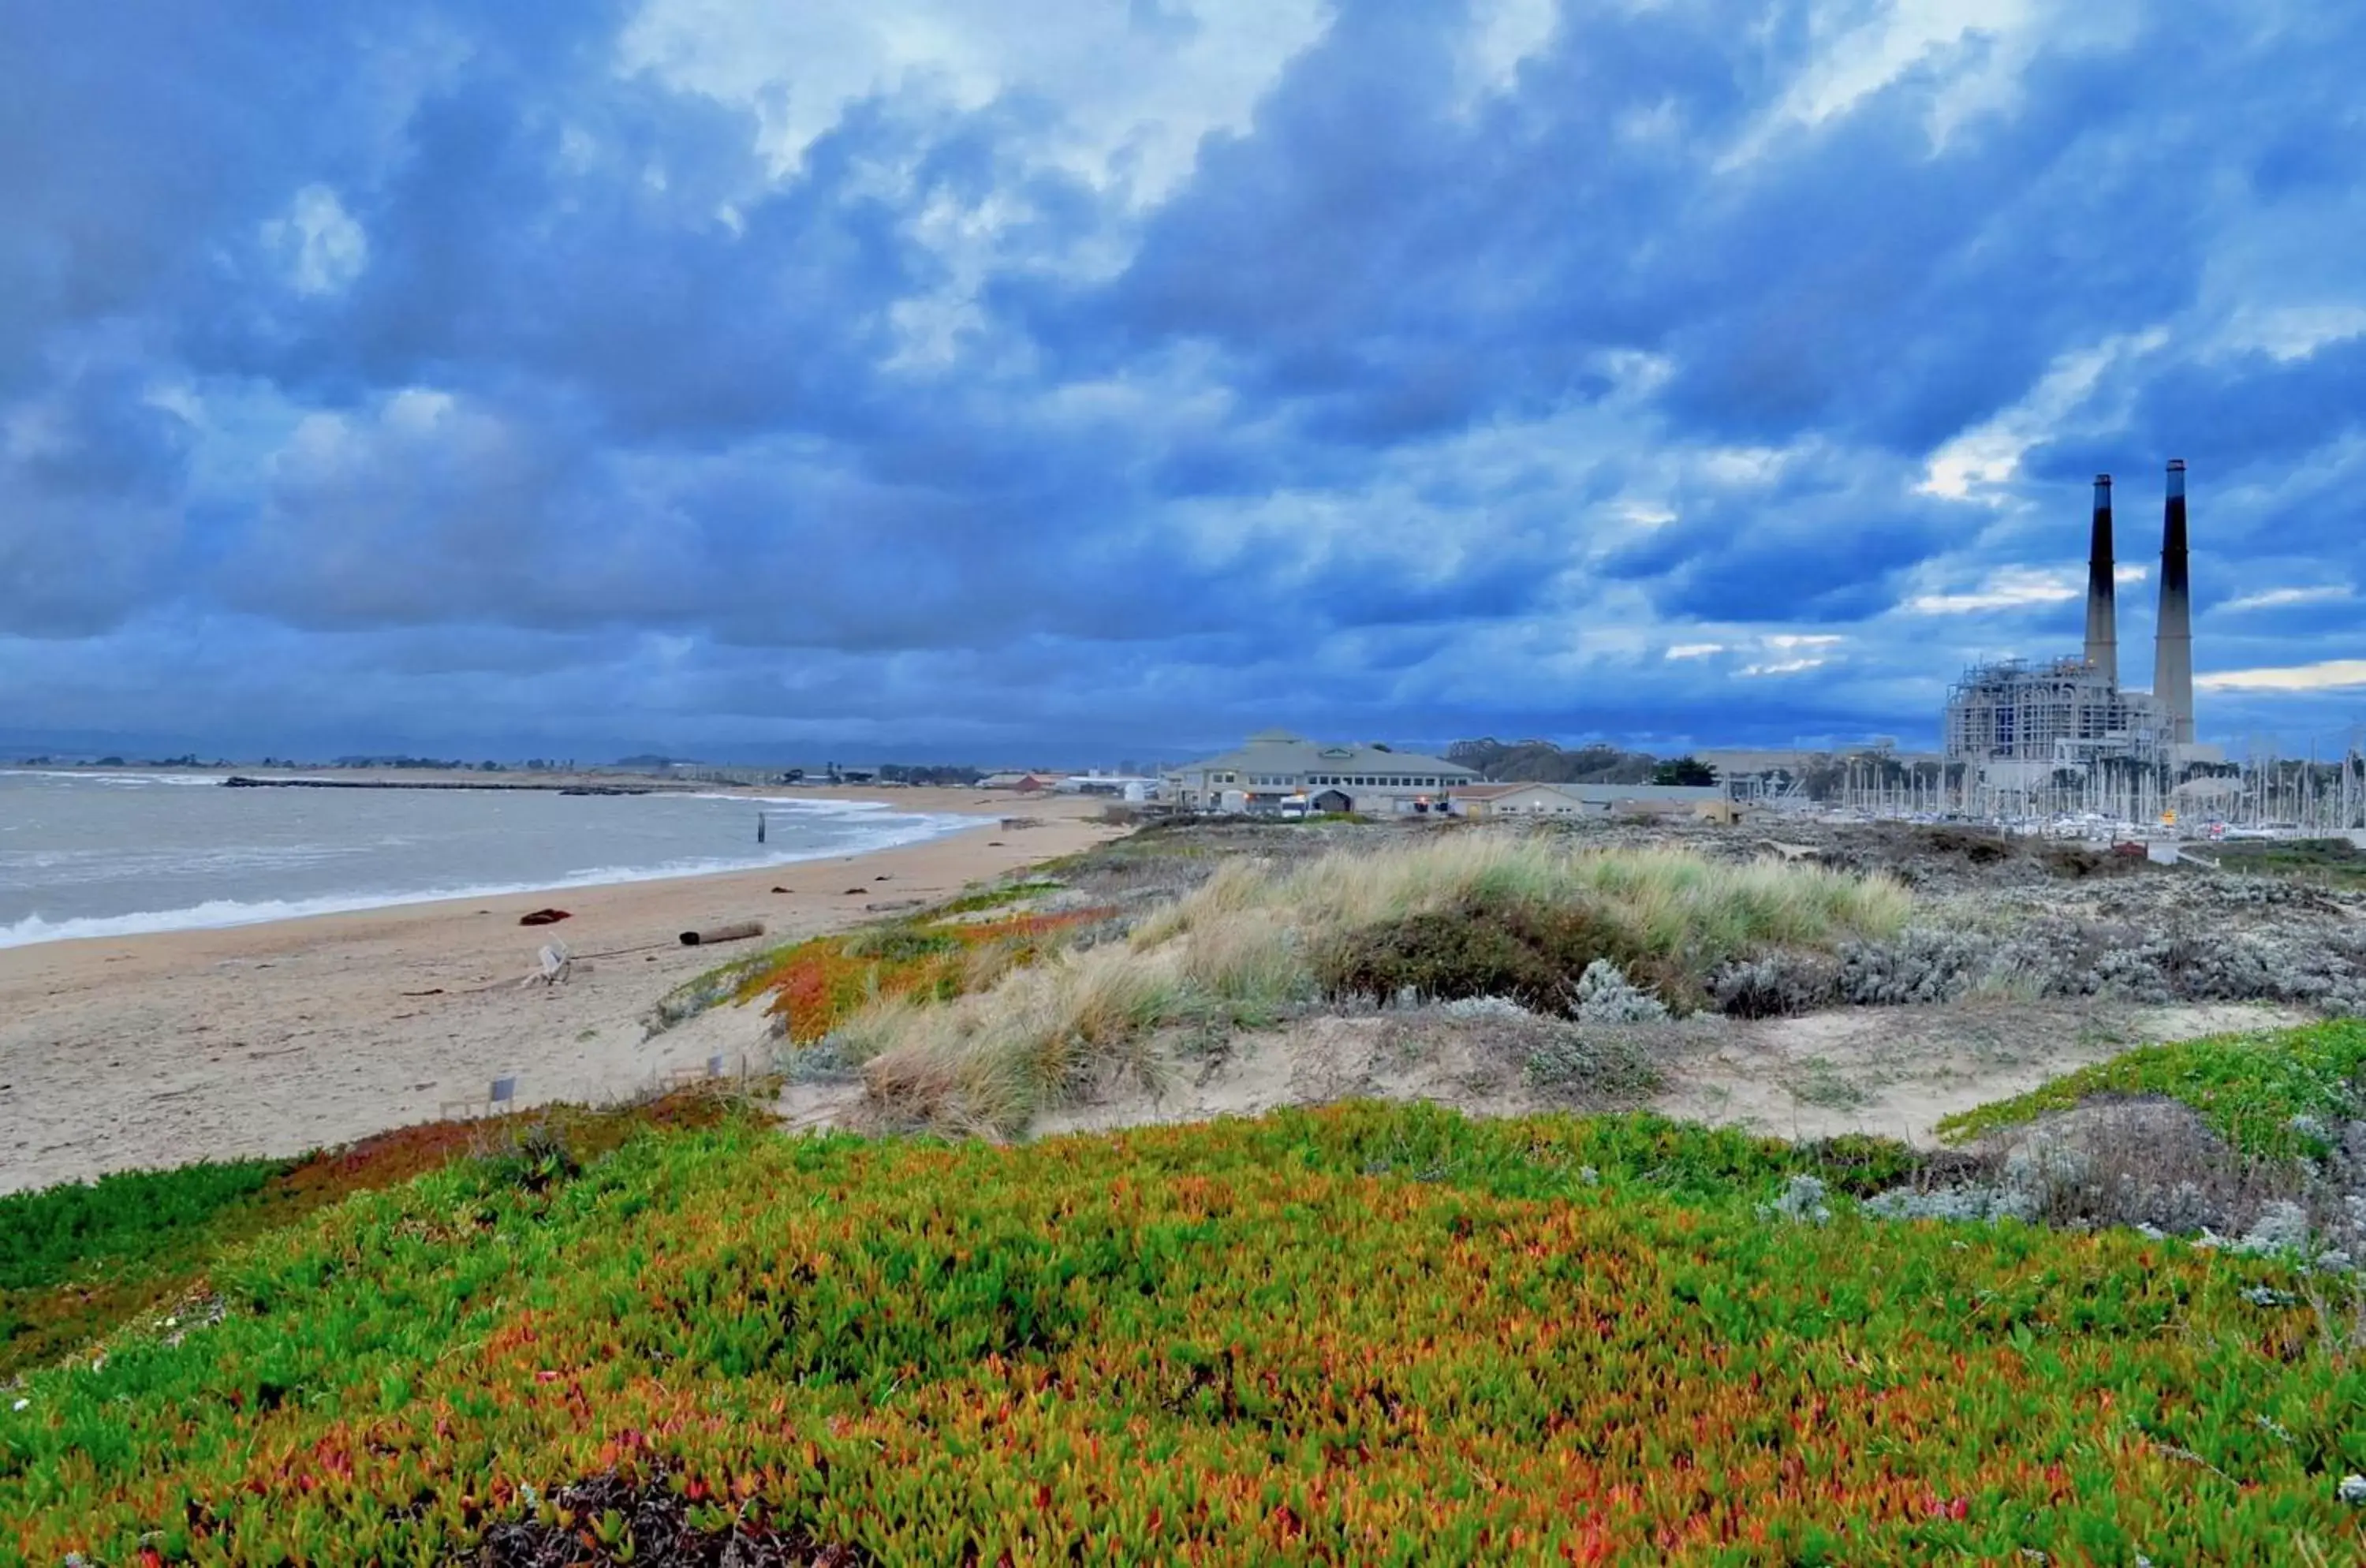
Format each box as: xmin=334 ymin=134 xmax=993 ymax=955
xmin=2084 ymin=473 xmax=2117 ymax=685
xmin=2155 ymin=459 xmax=2193 ymax=746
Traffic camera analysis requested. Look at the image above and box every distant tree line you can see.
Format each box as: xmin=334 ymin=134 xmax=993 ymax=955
xmin=878 ymin=763 xmax=986 ymax=786
xmin=1446 ymin=738 xmax=1719 ymax=786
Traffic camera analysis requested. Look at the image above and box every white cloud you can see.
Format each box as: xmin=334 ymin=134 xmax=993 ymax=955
xmin=618 ymin=0 xmax=1331 ymax=203
xmin=1718 ymin=0 xmax=2125 ymax=170
xmin=1917 ymin=329 xmax=2165 ymax=500
xmin=260 ymin=185 xmax=368 ymax=297
xmin=1738 ymin=633 xmax=1840 ymax=676
xmin=618 ymin=0 xmax=1332 ymax=367
xmin=1782 ymin=0 xmax=2039 ymax=126
xmin=2222 ymin=584 xmax=2354 ymax=613
xmin=1666 ymin=642 xmax=1725 ymax=659
xmin=2218 ymin=304 xmax=2366 ymax=364
xmin=1903 ymin=566 xmax=2080 ymax=614
xmin=2199 ymin=659 xmax=2366 ymax=693
xmin=1456 ymin=0 xmax=1558 ymax=109
xmin=1701 ymin=446 xmax=1791 ymax=486
xmin=2114 ymin=563 xmax=2148 ymax=585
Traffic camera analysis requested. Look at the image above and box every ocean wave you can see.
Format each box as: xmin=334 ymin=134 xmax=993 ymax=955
xmin=0 ymin=813 xmax=983 ymax=950
xmin=688 ymin=792 xmax=904 ymax=813
xmin=0 ymin=769 xmax=232 ymax=788
xmin=0 ymin=842 xmax=377 ymax=882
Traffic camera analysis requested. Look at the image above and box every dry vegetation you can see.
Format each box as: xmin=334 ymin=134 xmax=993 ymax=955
xmin=787 ymin=831 xmax=1910 ymax=1135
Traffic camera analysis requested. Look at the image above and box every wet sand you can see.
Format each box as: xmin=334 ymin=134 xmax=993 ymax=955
xmin=0 ymin=790 xmax=1121 ymax=1193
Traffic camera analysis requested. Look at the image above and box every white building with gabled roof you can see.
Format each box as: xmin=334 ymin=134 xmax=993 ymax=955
xmin=1166 ymin=730 xmax=1476 ymax=816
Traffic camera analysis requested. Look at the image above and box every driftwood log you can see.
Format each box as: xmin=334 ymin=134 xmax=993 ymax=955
xmin=678 ymin=920 xmax=764 ymax=947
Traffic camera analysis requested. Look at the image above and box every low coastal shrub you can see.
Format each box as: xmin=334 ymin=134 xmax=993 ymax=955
xmin=1936 ymin=1019 xmax=2366 ymax=1158
xmin=1812 ymin=914 xmax=2366 ymax=1017
xmin=1312 ymin=894 xmax=1658 ymax=1013
xmin=1708 ymin=948 xmax=1843 ymax=1017
xmin=4 ymin=1103 xmax=2358 ymax=1563
xmin=1572 ymin=958 xmax=1670 ymax=1024
xmin=1872 ymin=1099 xmax=2315 ymax=1241
xmin=1519 ymin=1025 xmax=1663 ymax=1102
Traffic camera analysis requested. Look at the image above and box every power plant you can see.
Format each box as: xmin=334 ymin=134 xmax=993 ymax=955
xmin=1722 ymin=460 xmax=2364 ymax=831
xmin=1942 ymin=461 xmax=2216 ymax=819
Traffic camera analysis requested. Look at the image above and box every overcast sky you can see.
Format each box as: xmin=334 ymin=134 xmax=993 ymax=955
xmin=5 ymin=0 xmax=2364 ymax=762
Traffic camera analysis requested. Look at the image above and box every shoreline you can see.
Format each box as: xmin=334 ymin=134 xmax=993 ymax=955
xmin=0 ymin=792 xmax=1122 ymax=1193
xmin=0 ymin=794 xmax=983 ymax=953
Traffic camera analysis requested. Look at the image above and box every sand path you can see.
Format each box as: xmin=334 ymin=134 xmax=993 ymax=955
xmin=1650 ymin=998 xmax=2315 ymax=1145
xmin=1024 ymin=999 xmax=2317 ymax=1149
xmin=0 ymin=791 xmax=1120 ymax=1193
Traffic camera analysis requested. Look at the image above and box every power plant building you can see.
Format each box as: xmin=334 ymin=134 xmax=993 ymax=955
xmin=1942 ymin=656 xmax=2170 ymax=773
xmin=1943 ymin=462 xmax=2208 ymax=808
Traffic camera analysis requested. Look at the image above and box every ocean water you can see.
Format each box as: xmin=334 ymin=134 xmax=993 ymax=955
xmin=0 ymin=771 xmax=979 ymax=948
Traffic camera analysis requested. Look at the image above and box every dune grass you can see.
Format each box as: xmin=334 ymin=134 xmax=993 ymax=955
xmin=853 ymin=943 xmax=1187 ymax=1133
xmin=4 ymin=1103 xmax=2357 ymax=1563
xmin=1136 ymin=835 xmax=1909 ymax=964
xmin=829 ymin=834 xmax=1909 ymax=1134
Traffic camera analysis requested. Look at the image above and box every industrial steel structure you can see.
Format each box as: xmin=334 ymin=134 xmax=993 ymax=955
xmin=1942 ymin=657 xmax=2170 ymax=768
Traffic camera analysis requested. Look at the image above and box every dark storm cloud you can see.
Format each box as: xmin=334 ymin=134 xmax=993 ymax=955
xmin=5 ymin=0 xmax=2366 ymax=755
xmin=0 ymin=342 xmax=194 ymax=636
xmin=1077 ymin=0 xmax=2320 ymax=457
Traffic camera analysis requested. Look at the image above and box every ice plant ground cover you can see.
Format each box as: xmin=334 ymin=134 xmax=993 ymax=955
xmin=4 ymin=1102 xmax=2361 ymax=1563
xmin=0 ymin=1097 xmax=740 ymax=1385
xmin=1936 ymin=1018 xmax=2366 ymax=1157
xmin=731 ymin=907 xmax=1118 ymax=1044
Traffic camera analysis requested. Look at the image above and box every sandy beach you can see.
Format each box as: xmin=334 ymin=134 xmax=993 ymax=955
xmin=0 ymin=790 xmax=1123 ymax=1193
